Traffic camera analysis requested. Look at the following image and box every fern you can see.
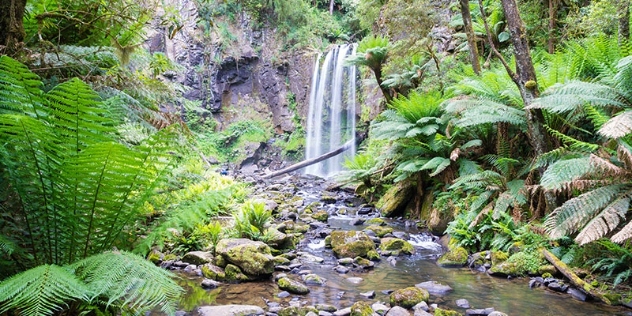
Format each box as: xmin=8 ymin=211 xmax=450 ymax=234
xmin=529 ymin=81 xmax=629 ymax=113
xmin=598 ymin=110 xmax=632 ymax=139
xmin=0 ymin=265 xmax=88 ymax=316
xmin=70 ymin=251 xmax=182 ymax=314
xmin=0 ymin=56 xmax=44 ymax=117
xmin=540 ymin=156 xmax=592 ymax=190
xmin=575 ymin=196 xmax=630 ymax=245
xmin=443 ymin=98 xmax=526 ymax=128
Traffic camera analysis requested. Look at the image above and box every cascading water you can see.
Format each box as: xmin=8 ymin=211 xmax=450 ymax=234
xmin=305 ymin=44 xmax=358 ymax=178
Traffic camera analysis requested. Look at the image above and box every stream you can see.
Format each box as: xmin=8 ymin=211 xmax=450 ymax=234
xmin=173 ymin=174 xmax=631 ymax=316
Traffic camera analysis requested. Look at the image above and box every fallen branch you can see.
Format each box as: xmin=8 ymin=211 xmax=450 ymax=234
xmin=541 ymin=248 xmax=612 ymax=305
xmin=262 ymin=140 xmax=355 ymax=179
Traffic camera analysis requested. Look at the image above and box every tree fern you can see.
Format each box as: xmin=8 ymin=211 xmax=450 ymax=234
xmin=575 ymin=196 xmax=631 ymax=245
xmin=0 ymin=56 xmax=44 ymax=117
xmin=0 ymin=265 xmax=88 ymax=316
xmin=598 ymin=110 xmax=632 ymax=139
xmin=444 ymin=98 xmax=527 ymax=128
xmin=540 ymin=156 xmax=592 ymax=190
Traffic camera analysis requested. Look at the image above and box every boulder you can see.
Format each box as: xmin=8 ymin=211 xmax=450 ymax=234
xmin=216 ymin=238 xmax=275 ymax=276
xmin=380 ymin=238 xmax=415 ymax=255
xmin=201 ymin=263 xmax=226 ymax=280
xmin=377 ymin=181 xmax=414 ymax=217
xmin=390 ymin=287 xmax=429 ymax=308
xmin=330 ymin=231 xmax=376 ymax=258
xmin=181 ymin=251 xmax=214 ymax=265
xmin=278 ymin=306 xmax=319 ymax=316
xmin=437 ymin=246 xmax=468 ymax=267
xmin=265 ymin=227 xmax=290 ymax=249
xmin=350 ymin=301 xmax=374 ymax=316
xmin=433 ymin=308 xmax=462 ymax=316
xmin=365 ymin=225 xmax=393 ymax=237
xmin=302 ymin=273 xmax=327 ymax=286
xmin=365 ymin=218 xmax=386 ymax=226
xmin=455 ymin=299 xmax=470 ymax=308
xmin=277 ymin=277 xmax=310 ymax=295
xmin=198 ymin=305 xmax=264 ymax=316
xmin=312 ymin=210 xmax=329 ymax=222
xmin=415 ymin=281 xmax=453 ymax=295
xmin=385 ymin=306 xmax=411 ymax=316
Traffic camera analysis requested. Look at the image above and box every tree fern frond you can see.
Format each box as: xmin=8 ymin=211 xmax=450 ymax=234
xmin=540 ymin=156 xmax=592 ymax=190
xmin=598 ymin=110 xmax=632 ymax=139
xmin=530 ymin=82 xmax=629 ymax=113
xmin=423 ymin=157 xmax=451 ymax=177
xmin=70 ymin=251 xmax=182 ymax=314
xmin=612 ymin=219 xmax=632 ymax=243
xmin=0 ymin=235 xmax=16 ymax=257
xmin=575 ymin=196 xmax=630 ymax=245
xmin=0 ymin=265 xmax=88 ymax=316
xmin=544 ymin=124 xmax=599 ymax=152
xmin=617 ymin=141 xmax=632 ymax=169
xmin=0 ymin=56 xmax=44 ymax=117
xmin=545 ymin=185 xmax=624 ymax=239
xmin=445 ymin=99 xmax=526 ymax=128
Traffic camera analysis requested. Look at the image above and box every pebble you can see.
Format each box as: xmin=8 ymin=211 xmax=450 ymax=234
xmin=345 ymin=277 xmax=363 ymax=284
xmin=456 ymin=299 xmax=470 ymax=308
xmin=277 ymin=291 xmax=291 ymax=298
xmin=360 ymin=290 xmax=375 ymax=298
xmin=333 ymin=265 xmax=350 ymax=274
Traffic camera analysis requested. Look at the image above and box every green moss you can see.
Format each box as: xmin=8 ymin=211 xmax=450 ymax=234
xmin=367 ymin=250 xmax=381 ymax=261
xmin=278 ymin=306 xmax=318 ymax=316
xmin=377 ymin=181 xmax=414 ymax=217
xmin=311 ymin=210 xmax=329 ymax=222
xmin=434 ymin=308 xmax=463 ymax=316
xmin=324 ymin=236 xmax=332 ymax=248
xmin=491 ymin=251 xmax=508 ymax=265
xmin=351 ymin=301 xmax=374 ymax=316
xmin=201 ymin=264 xmax=226 ymax=280
xmin=163 ymin=254 xmax=177 ymax=261
xmin=224 ymin=264 xmax=251 ymax=281
xmin=277 ymin=277 xmax=310 ymax=295
xmin=379 ymin=237 xmax=414 ymax=255
xmin=542 ymin=272 xmax=553 ymax=279
xmin=330 ymin=231 xmax=376 ymax=258
xmin=147 ymin=252 xmax=161 ymax=264
xmin=366 ymin=225 xmax=393 ymax=237
xmin=437 ymin=246 xmax=468 ymax=267
xmin=389 ymin=287 xmax=429 ymax=308
xmin=365 ymin=218 xmax=386 ymax=226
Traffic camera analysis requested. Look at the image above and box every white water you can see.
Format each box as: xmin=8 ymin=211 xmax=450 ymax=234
xmin=305 ymin=44 xmax=358 ymax=178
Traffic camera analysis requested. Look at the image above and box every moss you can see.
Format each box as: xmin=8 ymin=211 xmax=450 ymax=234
xmin=324 ymin=236 xmax=331 ymax=248
xmin=389 ymin=287 xmax=429 ymax=308
xmin=367 ymin=250 xmax=381 ymax=261
xmin=365 ymin=218 xmax=386 ymax=226
xmin=489 ymin=252 xmax=543 ymax=276
xmin=434 ymin=308 xmax=463 ymax=316
xmin=201 ymin=264 xmax=226 ymax=280
xmin=491 ymin=251 xmax=508 ymax=265
xmin=542 ymin=272 xmax=553 ymax=279
xmin=311 ymin=210 xmax=329 ymax=222
xmin=437 ymin=246 xmax=468 ymax=267
xmin=224 ymin=264 xmax=251 ymax=282
xmin=350 ymin=301 xmax=374 ymax=316
xmin=538 ymin=264 xmax=556 ymax=276
xmin=366 ymin=225 xmax=393 ymax=237
xmin=377 ymin=181 xmax=414 ymax=217
xmin=277 ymin=277 xmax=310 ymax=295
xmin=273 ymin=256 xmax=291 ymax=265
xmin=163 ymin=254 xmax=177 ymax=261
xmin=354 ymin=256 xmax=373 ymax=268
xmin=330 ymin=231 xmax=376 ymax=258
xmin=278 ymin=306 xmax=318 ymax=316
xmin=147 ymin=252 xmax=161 ymax=265
xmin=379 ymin=237 xmax=414 ymax=255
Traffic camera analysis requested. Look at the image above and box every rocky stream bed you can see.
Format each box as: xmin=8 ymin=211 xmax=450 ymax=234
xmin=154 ymin=173 xmax=632 ymax=316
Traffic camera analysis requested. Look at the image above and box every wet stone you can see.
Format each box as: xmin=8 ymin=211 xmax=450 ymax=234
xmin=386 ymin=306 xmax=411 ymax=316
xmin=360 ymin=290 xmax=376 ymax=298
xmin=333 ymin=307 xmax=351 ymax=316
xmin=465 ymin=308 xmax=495 ymax=316
xmin=319 ymin=312 xmax=333 ymax=316
xmin=277 ymin=291 xmax=291 ymax=298
xmin=275 ymin=265 xmax=291 ymax=271
xmin=350 ymin=218 xmax=365 ymax=226
xmin=567 ymin=287 xmax=587 ymax=301
xmin=333 ymin=265 xmax=350 ymax=274
xmin=200 ymin=279 xmax=221 ymax=289
xmin=456 ymin=299 xmax=470 ymax=308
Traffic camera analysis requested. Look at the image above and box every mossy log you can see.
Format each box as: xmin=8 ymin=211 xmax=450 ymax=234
xmin=541 ymin=248 xmax=612 ymax=305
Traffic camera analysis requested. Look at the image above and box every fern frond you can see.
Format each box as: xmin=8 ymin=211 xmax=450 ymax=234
xmin=0 ymin=56 xmax=44 ymax=117
xmin=70 ymin=251 xmax=182 ymax=314
xmin=612 ymin=219 xmax=632 ymax=243
xmin=0 ymin=235 xmax=16 ymax=257
xmin=540 ymin=156 xmax=592 ymax=190
xmin=0 ymin=265 xmax=88 ymax=316
xmin=575 ymin=196 xmax=630 ymax=245
xmin=545 ymin=185 xmax=624 ymax=239
xmin=530 ymin=82 xmax=629 ymax=113
xmin=445 ymin=99 xmax=526 ymax=128
xmin=598 ymin=110 xmax=632 ymax=139
xmin=544 ymin=125 xmax=599 ymax=152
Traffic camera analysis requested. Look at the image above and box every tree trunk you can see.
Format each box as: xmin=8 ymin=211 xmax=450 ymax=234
xmin=618 ymin=0 xmax=630 ymax=49
xmin=460 ymin=0 xmax=481 ymax=74
xmin=500 ymin=0 xmax=556 ymax=213
xmin=547 ymin=0 xmax=558 ymax=54
xmin=329 ymin=0 xmax=335 ymax=15
xmin=0 ymin=0 xmax=28 ymax=50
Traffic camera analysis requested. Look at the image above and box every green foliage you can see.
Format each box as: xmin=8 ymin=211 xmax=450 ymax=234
xmin=588 ymin=240 xmax=632 ymax=287
xmin=233 ymin=201 xmax=273 ymax=241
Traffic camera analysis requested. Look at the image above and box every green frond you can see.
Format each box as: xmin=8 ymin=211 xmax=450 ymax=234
xmin=388 ymin=90 xmax=443 ymax=123
xmin=544 ymin=125 xmax=599 ymax=152
xmin=575 ymin=196 xmax=630 ymax=245
xmin=598 ymin=110 xmax=632 ymax=139
xmin=0 ymin=235 xmax=16 ymax=257
xmin=422 ymin=157 xmax=451 ymax=177
xmin=540 ymin=156 xmax=592 ymax=190
xmin=0 ymin=265 xmax=88 ymax=316
xmin=470 ymin=191 xmax=494 ymax=214
xmin=545 ymin=185 xmax=624 ymax=239
xmin=70 ymin=251 xmax=182 ymax=314
xmin=450 ymin=170 xmax=503 ymax=192
xmin=0 ymin=56 xmax=44 ymax=117
xmin=530 ymin=82 xmax=630 ymax=113
xmin=584 ymin=105 xmax=610 ymax=129
xmin=444 ymin=99 xmax=526 ymax=128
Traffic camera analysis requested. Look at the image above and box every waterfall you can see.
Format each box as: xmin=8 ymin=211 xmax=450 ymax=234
xmin=305 ymin=44 xmax=358 ymax=178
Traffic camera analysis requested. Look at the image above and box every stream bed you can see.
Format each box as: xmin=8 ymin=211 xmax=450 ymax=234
xmin=172 ymin=175 xmax=631 ymax=315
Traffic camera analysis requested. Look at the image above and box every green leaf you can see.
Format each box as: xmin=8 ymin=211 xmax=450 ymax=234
xmin=498 ymin=31 xmax=510 ymax=43
xmin=540 ymin=157 xmax=592 ymax=190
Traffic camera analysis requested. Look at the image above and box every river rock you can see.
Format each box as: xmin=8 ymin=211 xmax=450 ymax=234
xmin=413 ymin=310 xmax=433 ymax=316
xmin=350 ymin=218 xmax=366 ymax=225
xmin=277 ymin=277 xmax=310 ymax=295
xmin=433 ymin=308 xmax=461 ymax=316
xmin=380 ymin=238 xmax=415 ymax=255
xmin=278 ymin=306 xmax=319 ymax=316
xmin=372 ymin=303 xmax=389 ymax=315
xmin=366 ymin=225 xmax=393 ymax=237
xmin=224 ymin=264 xmax=251 ymax=281
xmin=303 ymin=273 xmax=327 ymax=286
xmin=465 ymin=308 xmax=494 ymax=315
xmin=331 ymin=231 xmax=376 ymax=258
xmin=487 ymin=312 xmax=508 ymax=316
xmin=415 ymin=281 xmax=453 ymax=295
xmin=354 ymin=256 xmax=375 ymax=269
xmin=181 ymin=251 xmax=214 ymax=265
xmin=386 ymin=306 xmax=411 ymax=316
xmin=365 ymin=218 xmax=386 ymax=226
xmin=390 ymin=287 xmax=429 ymax=308
xmin=333 ymin=307 xmax=352 ymax=316
xmin=198 ymin=305 xmax=264 ymax=316
xmin=316 ymin=304 xmax=338 ymax=312
xmin=216 ymin=238 xmax=275 ymax=276
xmin=201 ymin=263 xmax=226 ymax=280
xmin=265 ymin=227 xmax=289 ymax=248
xmin=200 ymin=278 xmax=221 ymax=289
xmin=321 ymin=191 xmax=338 ymax=204
xmin=334 ymin=265 xmax=350 ymax=274
xmin=456 ymin=299 xmax=470 ymax=308
xmin=360 ymin=290 xmax=376 ymax=298
xmin=437 ymin=246 xmax=468 ymax=267
xmin=376 ymin=180 xmax=414 ymax=217
xmin=312 ymin=210 xmax=329 ymax=222
xmin=412 ymin=301 xmax=429 ymax=312
xmin=567 ymin=287 xmax=587 ymax=301
xmin=346 ymin=277 xmax=364 ymax=284
xmin=350 ymin=301 xmax=374 ymax=316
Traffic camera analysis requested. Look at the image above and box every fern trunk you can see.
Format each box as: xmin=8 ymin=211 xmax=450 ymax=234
xmin=460 ymin=0 xmax=481 ymax=75
xmin=0 ymin=0 xmax=27 ymax=50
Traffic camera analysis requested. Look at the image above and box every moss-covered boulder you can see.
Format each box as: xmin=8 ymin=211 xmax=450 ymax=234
xmin=367 ymin=250 xmax=381 ymax=261
xmin=277 ymin=277 xmax=310 ymax=295
xmin=491 ymin=251 xmax=508 ymax=266
xmin=376 ymin=181 xmax=414 ymax=217
xmin=437 ymin=246 xmax=468 ymax=267
xmin=488 ymin=251 xmax=543 ymax=277
xmin=330 ymin=231 xmax=376 ymax=258
xmin=390 ymin=287 xmax=429 ymax=308
xmin=264 ymin=227 xmax=290 ymax=249
xmin=311 ymin=210 xmax=329 ymax=222
xmin=224 ymin=264 xmax=252 ymax=282
xmin=302 ymin=273 xmax=327 ymax=286
xmin=278 ymin=306 xmax=318 ymax=316
xmin=215 ymin=238 xmax=275 ymax=276
xmin=353 ymin=256 xmax=374 ymax=269
xmin=434 ymin=308 xmax=463 ymax=316
xmin=365 ymin=218 xmax=386 ymax=226
xmin=181 ymin=251 xmax=214 ymax=265
xmin=365 ymin=225 xmax=393 ymax=237
xmin=201 ymin=263 xmax=225 ymax=280
xmin=379 ymin=237 xmax=415 ymax=255
xmin=350 ymin=301 xmax=374 ymax=316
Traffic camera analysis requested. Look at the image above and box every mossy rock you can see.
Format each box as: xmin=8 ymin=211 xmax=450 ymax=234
xmin=224 ymin=264 xmax=252 ymax=282
xmin=321 ymin=192 xmax=338 ymax=203
xmin=437 ymin=246 xmax=468 ymax=267
xmin=163 ymin=253 xmax=177 ymax=261
xmin=214 ymin=254 xmax=227 ymax=267
xmin=538 ymin=264 xmax=557 ymax=276
xmin=379 ymin=237 xmax=414 ymax=255
xmin=390 ymin=287 xmax=429 ymax=308
xmin=273 ymin=255 xmax=291 ymax=265
xmin=311 ymin=210 xmax=329 ymax=222
xmin=367 ymin=250 xmax=381 ymax=261
xmin=365 ymin=218 xmax=386 ymax=226
xmin=147 ymin=251 xmax=162 ymax=265
xmin=278 ymin=306 xmax=318 ymax=316
xmin=264 ymin=227 xmax=290 ymax=249
xmin=201 ymin=263 xmax=225 ymax=280
xmin=434 ymin=308 xmax=463 ymax=316
xmin=489 ymin=252 xmax=543 ymax=277
xmin=353 ymin=256 xmax=374 ymax=269
xmin=330 ymin=231 xmax=376 ymax=258
xmin=324 ymin=236 xmax=332 ymax=248
xmin=277 ymin=277 xmax=310 ymax=295
xmin=350 ymin=301 xmax=374 ymax=316
xmin=491 ymin=251 xmax=508 ymax=265
xmin=366 ymin=225 xmax=393 ymax=237
xmin=182 ymin=251 xmax=214 ymax=265
xmin=302 ymin=273 xmax=327 ymax=286
xmin=216 ymin=238 xmax=275 ymax=276
xmin=288 ymin=224 xmax=310 ymax=234
xmin=377 ymin=181 xmax=414 ymax=217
